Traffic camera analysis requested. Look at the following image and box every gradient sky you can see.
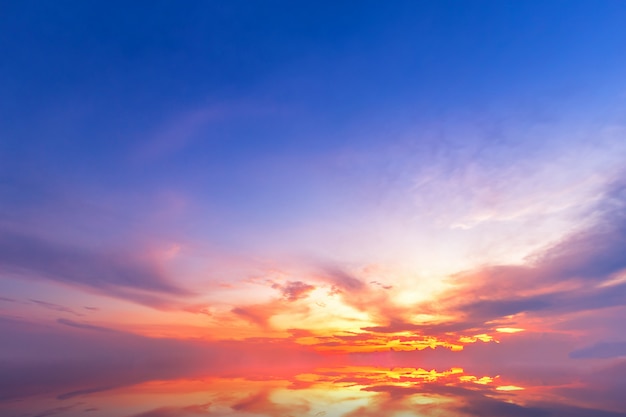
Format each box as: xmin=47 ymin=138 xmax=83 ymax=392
xmin=2 ymin=1 xmax=626 ymax=416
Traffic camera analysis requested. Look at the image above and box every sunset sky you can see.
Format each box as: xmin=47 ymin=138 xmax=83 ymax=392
xmin=2 ymin=1 xmax=626 ymax=416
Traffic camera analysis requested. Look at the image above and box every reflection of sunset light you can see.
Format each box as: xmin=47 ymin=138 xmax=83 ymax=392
xmin=496 ymin=327 xmax=525 ymax=333
xmin=311 ymin=335 xmax=468 ymax=353
xmin=496 ymin=385 xmax=525 ymax=391
xmin=300 ymin=366 xmax=506 ymax=390
xmin=5 ymin=367 xmax=533 ymax=417
xmin=458 ymin=333 xmax=493 ymax=343
xmin=299 ymin=329 xmax=504 ymax=354
xmin=458 ymin=375 xmax=495 ymax=385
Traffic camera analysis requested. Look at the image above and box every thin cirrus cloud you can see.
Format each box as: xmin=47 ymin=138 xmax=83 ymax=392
xmin=127 ymin=403 xmax=213 ymax=417
xmin=338 ymin=177 xmax=626 ymax=343
xmin=28 ymin=299 xmax=84 ymax=317
xmin=271 ymin=280 xmax=316 ymax=302
xmin=0 ymin=228 xmax=193 ymax=309
xmin=408 ymin=179 xmax=626 ymax=335
xmin=133 ymin=101 xmax=280 ymax=163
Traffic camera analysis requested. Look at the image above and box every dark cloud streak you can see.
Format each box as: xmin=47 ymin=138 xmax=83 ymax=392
xmin=271 ymin=280 xmax=315 ymax=302
xmin=419 ymin=180 xmax=626 ymax=331
xmin=0 ymin=229 xmax=193 ymax=309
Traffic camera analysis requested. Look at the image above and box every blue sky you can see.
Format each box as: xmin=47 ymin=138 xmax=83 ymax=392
xmin=3 ymin=1 xmax=625 ymax=245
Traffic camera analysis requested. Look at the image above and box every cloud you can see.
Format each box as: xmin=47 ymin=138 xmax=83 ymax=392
xmin=272 ymin=280 xmax=315 ymax=302
xmin=370 ymin=280 xmax=393 ymax=290
xmin=0 ymin=229 xmax=193 ymax=309
xmin=415 ymin=180 xmax=626 ymax=332
xmin=182 ymin=304 xmax=212 ymax=316
xmin=135 ymin=106 xmax=222 ymax=162
xmin=29 ymin=299 xmax=83 ymax=316
xmin=230 ymin=280 xmax=319 ymax=329
xmin=457 ymin=297 xmax=552 ymax=321
xmin=57 ymin=318 xmax=117 ymax=333
xmin=57 ymin=385 xmax=118 ymax=400
xmin=134 ymin=100 xmax=279 ymax=163
xmin=232 ymin=304 xmax=280 ymax=328
xmin=318 ymin=267 xmax=442 ymax=337
xmin=323 ymin=267 xmax=366 ymax=292
xmin=128 ymin=402 xmax=213 ymax=417
xmin=362 ymin=319 xmax=491 ymax=335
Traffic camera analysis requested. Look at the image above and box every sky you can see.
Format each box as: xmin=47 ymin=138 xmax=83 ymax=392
xmin=2 ymin=1 xmax=626 ymax=416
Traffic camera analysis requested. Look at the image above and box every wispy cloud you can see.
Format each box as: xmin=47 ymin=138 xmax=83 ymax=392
xmin=412 ymin=179 xmax=626 ymax=334
xmin=0 ymin=229 xmax=193 ymax=309
xmin=128 ymin=402 xmax=213 ymax=417
xmin=29 ymin=299 xmax=83 ymax=317
xmin=272 ymin=280 xmax=316 ymax=302
xmin=57 ymin=318 xmax=117 ymax=333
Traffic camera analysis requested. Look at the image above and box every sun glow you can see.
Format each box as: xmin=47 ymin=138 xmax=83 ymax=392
xmin=294 ymin=366 xmax=524 ymax=393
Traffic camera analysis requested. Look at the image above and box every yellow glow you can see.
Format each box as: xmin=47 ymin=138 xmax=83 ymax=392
xmin=311 ymin=334 xmax=468 ymax=353
xmin=475 ymin=376 xmax=494 ymax=385
xmin=459 ymin=333 xmax=493 ymax=343
xmin=305 ymin=366 xmax=498 ymax=388
xmin=496 ymin=385 xmax=525 ymax=391
xmin=496 ymin=327 xmax=525 ymax=333
xmin=272 ymin=287 xmax=378 ymax=332
xmin=459 ymin=375 xmax=494 ymax=385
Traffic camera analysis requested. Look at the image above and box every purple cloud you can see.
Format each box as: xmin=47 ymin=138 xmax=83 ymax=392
xmin=29 ymin=299 xmax=83 ymax=317
xmin=272 ymin=280 xmax=316 ymax=302
xmin=0 ymin=229 xmax=193 ymax=309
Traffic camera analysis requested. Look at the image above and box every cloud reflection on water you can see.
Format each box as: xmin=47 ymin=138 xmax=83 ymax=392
xmin=3 ymin=360 xmax=626 ymax=417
